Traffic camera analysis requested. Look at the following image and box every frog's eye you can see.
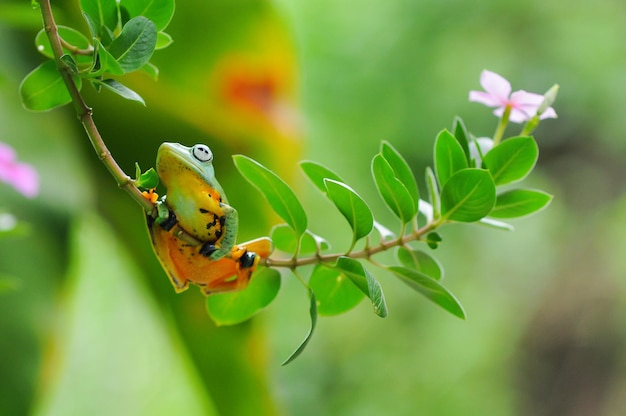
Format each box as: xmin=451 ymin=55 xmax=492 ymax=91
xmin=192 ymin=144 xmax=213 ymax=162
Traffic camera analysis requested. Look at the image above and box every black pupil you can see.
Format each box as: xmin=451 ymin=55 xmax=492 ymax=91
xmin=194 ymin=146 xmax=211 ymax=161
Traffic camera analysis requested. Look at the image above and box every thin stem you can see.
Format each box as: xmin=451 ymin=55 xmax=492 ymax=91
xmin=39 ymin=0 xmax=153 ymax=214
xmin=60 ymin=38 xmax=94 ymax=56
xmin=492 ymin=106 xmax=511 ymax=146
xmin=264 ymin=219 xmax=440 ymax=269
xmin=520 ymin=115 xmax=539 ymax=136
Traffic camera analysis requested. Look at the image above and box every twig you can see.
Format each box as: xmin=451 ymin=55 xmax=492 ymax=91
xmin=39 ymin=0 xmax=155 ymax=214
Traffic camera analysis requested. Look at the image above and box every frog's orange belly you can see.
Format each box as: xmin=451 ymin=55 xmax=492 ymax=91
xmin=149 ymin=224 xmax=271 ymax=295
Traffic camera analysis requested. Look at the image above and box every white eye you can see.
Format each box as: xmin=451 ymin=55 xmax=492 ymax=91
xmin=192 ymin=144 xmax=213 ymax=162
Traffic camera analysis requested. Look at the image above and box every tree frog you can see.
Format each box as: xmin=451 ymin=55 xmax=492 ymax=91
xmin=147 ymin=142 xmax=272 ymax=295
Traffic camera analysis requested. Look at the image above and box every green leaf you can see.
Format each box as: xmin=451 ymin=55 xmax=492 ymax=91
xmin=371 ymin=154 xmax=416 ymax=224
xmin=397 ymin=247 xmax=443 ymax=281
xmin=108 ymin=16 xmax=157 ymax=73
xmin=425 ymin=167 xmax=440 ymax=219
xmin=93 ymin=79 xmax=145 ymax=105
xmin=440 ymin=168 xmax=496 ymax=222
xmin=233 ymin=155 xmax=308 ymax=237
xmin=324 ymin=179 xmax=373 ymax=244
xmin=380 ymin=141 xmax=420 ymax=208
xmin=80 ymin=0 xmax=119 ymax=37
xmin=300 ymin=160 xmax=343 ymax=194
xmin=155 ymin=31 xmax=173 ymax=49
xmin=206 ymin=268 xmax=281 ymax=326
xmin=20 ymin=60 xmax=82 ymax=111
xmin=140 ymin=62 xmax=159 ymax=80
xmin=35 ymin=214 xmax=217 ymax=415
xmin=490 ymin=189 xmax=553 ymax=218
xmin=119 ymin=0 xmax=175 ymax=31
xmin=309 ymin=266 xmax=364 ymax=316
xmin=389 ymin=266 xmax=465 ymax=319
xmin=60 ymin=54 xmax=79 ymax=74
xmin=35 ymin=26 xmax=93 ymax=66
xmin=482 ymin=136 xmax=538 ymax=185
xmin=425 ymin=232 xmax=442 ymax=249
xmin=335 ymin=257 xmax=387 ymax=318
xmin=270 ymin=225 xmax=329 ymax=255
xmin=134 ymin=164 xmax=159 ymax=189
xmin=91 ymin=39 xmax=125 ymax=76
xmin=282 ymin=288 xmax=317 ymax=365
xmin=452 ymin=116 xmax=471 ymax=162
xmin=434 ymin=129 xmax=469 ymax=186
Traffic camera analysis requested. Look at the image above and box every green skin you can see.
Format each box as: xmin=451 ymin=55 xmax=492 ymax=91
xmin=155 ymin=142 xmax=238 ymax=260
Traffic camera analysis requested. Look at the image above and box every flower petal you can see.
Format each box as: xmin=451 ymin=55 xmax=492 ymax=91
xmin=0 ymin=143 xmax=16 ymax=164
xmin=509 ymin=90 xmax=558 ymax=121
xmin=469 ymin=90 xmax=502 ymax=107
xmin=10 ymin=164 xmax=39 ymax=198
xmin=510 ymin=90 xmax=544 ymax=106
xmin=0 ymin=142 xmax=39 ymax=198
xmin=480 ymin=70 xmax=511 ymax=102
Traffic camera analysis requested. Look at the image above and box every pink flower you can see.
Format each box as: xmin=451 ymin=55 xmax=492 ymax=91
xmin=469 ymin=70 xmax=557 ymax=123
xmin=0 ymin=142 xmax=39 ymax=198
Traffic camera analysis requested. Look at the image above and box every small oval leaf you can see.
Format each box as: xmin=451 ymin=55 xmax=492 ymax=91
xmin=335 ymin=257 xmax=387 ymax=318
xmin=435 ymin=129 xmax=469 ymax=186
xmin=440 ymin=168 xmax=496 ymax=222
xmin=490 ymin=189 xmax=553 ymax=218
xmin=300 ymin=160 xmax=343 ymax=194
xmin=94 ymin=79 xmax=145 ymax=105
xmin=20 ymin=60 xmax=82 ymax=111
xmin=135 ymin=166 xmax=159 ymax=189
xmin=397 ymin=247 xmax=443 ymax=281
xmin=234 ymin=155 xmax=308 ymax=237
xmin=381 ymin=141 xmax=420 ymax=208
xmin=309 ymin=266 xmax=364 ymax=316
xmin=206 ymin=267 xmax=281 ymax=326
xmin=371 ymin=154 xmax=416 ymax=224
xmin=155 ymin=31 xmax=173 ymax=50
xmin=270 ymin=225 xmax=330 ymax=255
xmin=108 ymin=16 xmax=157 ymax=73
xmin=119 ymin=0 xmax=175 ymax=31
xmin=324 ymin=179 xmax=373 ymax=244
xmin=80 ymin=0 xmax=118 ymax=37
xmin=91 ymin=39 xmax=125 ymax=76
xmin=482 ymin=136 xmax=538 ymax=185
xmin=389 ymin=266 xmax=465 ymax=319
xmin=452 ymin=117 xmax=471 ymax=162
xmin=425 ymin=232 xmax=442 ymax=249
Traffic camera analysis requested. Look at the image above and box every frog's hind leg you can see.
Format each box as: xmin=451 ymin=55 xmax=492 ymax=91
xmin=200 ymin=238 xmax=272 ymax=295
xmin=198 ymin=257 xmax=253 ymax=295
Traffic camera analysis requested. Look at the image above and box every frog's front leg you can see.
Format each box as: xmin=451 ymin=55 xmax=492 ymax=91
xmin=153 ymin=197 xmax=178 ymax=231
xmin=199 ymin=203 xmax=238 ymax=261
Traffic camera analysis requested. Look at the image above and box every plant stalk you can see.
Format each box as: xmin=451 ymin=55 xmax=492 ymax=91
xmin=39 ymin=0 xmax=154 ymax=214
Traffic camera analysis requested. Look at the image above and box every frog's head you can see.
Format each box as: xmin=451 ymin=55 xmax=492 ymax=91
xmin=156 ymin=142 xmax=215 ymax=186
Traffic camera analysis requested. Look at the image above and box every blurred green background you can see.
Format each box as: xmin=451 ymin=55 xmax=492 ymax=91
xmin=2 ymin=0 xmax=626 ymax=415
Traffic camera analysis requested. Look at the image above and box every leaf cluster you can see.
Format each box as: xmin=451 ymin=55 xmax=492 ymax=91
xmin=204 ymin=117 xmax=552 ymax=362
xmin=20 ymin=0 xmax=175 ymax=110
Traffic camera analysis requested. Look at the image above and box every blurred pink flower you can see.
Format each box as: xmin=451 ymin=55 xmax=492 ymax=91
xmin=469 ymin=70 xmax=557 ymax=123
xmin=0 ymin=142 xmax=39 ymax=198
